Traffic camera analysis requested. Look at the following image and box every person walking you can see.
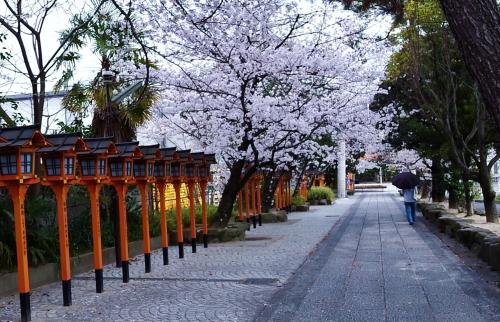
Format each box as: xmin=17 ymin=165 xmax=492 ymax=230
xmin=391 ymin=171 xmax=420 ymax=225
xmin=403 ymin=188 xmax=416 ymax=225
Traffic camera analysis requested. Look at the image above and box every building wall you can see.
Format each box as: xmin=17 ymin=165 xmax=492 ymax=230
xmin=2 ymin=91 xmax=91 ymax=133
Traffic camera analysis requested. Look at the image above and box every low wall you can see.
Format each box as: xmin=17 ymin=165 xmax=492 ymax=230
xmin=419 ymin=202 xmax=500 ymax=272
xmin=0 ymin=223 xmax=249 ymax=297
xmin=0 ymin=236 xmax=162 ymax=297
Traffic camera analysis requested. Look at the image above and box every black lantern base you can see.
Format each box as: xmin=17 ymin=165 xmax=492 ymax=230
xmin=258 ymin=214 xmax=262 ymax=226
xmin=19 ymin=292 xmax=31 ymax=322
xmin=203 ymin=234 xmax=208 ymax=248
xmin=144 ymin=253 xmax=151 ymax=273
xmin=95 ymin=269 xmax=103 ymax=293
xmin=162 ymin=247 xmax=169 ymax=265
xmin=62 ymin=279 xmax=72 ymax=306
xmin=191 ymin=238 xmax=197 ymax=253
xmin=178 ymin=242 xmax=184 ymax=258
xmin=122 ymin=261 xmax=130 ymax=283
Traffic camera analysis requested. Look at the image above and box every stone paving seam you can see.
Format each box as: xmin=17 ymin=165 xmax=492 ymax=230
xmin=376 ymin=194 xmax=390 ymax=322
xmin=253 ymin=194 xmax=365 ymax=322
xmin=386 ymin=195 xmax=439 ymax=322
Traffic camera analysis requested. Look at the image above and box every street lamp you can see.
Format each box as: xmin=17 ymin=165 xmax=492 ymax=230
xmin=101 ymin=62 xmax=115 ymax=138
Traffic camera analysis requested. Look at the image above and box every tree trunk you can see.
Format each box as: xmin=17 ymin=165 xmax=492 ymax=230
xmin=448 ymin=186 xmax=459 ymax=209
xmin=420 ymin=181 xmax=430 ymax=199
xmin=260 ymin=171 xmax=276 ymax=213
xmin=478 ymin=162 xmax=498 ymax=223
xmin=293 ymin=164 xmax=308 ymax=197
xmin=32 ymin=81 xmax=44 ymax=127
xmin=214 ymin=160 xmax=253 ymax=226
xmin=439 ymin=0 xmax=500 ymax=132
xmin=431 ymin=157 xmax=446 ymax=202
xmin=462 ymin=174 xmax=473 ymax=217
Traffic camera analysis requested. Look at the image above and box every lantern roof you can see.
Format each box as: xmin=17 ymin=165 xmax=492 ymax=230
xmin=159 ymin=147 xmax=176 ymax=160
xmin=176 ymin=149 xmax=191 ymax=161
xmin=79 ymin=137 xmax=118 ymax=155
xmin=204 ymin=153 xmax=217 ymax=164
xmin=190 ymin=152 xmax=205 ymax=162
xmin=38 ymin=133 xmax=88 ymax=153
xmin=138 ymin=144 xmax=160 ymax=160
xmin=111 ymin=142 xmax=143 ymax=158
xmin=0 ymin=124 xmax=49 ymax=148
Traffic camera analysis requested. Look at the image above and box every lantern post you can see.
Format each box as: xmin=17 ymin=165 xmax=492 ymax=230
xmin=77 ymin=137 xmax=117 ymax=293
xmin=256 ymin=171 xmax=262 ymax=226
xmin=244 ymin=181 xmax=251 ymax=230
xmin=108 ymin=142 xmax=143 ymax=282
xmin=0 ymin=125 xmax=49 ymax=322
xmin=172 ymin=149 xmax=190 ymax=258
xmin=286 ymin=176 xmax=290 ymax=209
xmin=200 ymin=153 xmax=216 ymax=248
xmin=186 ymin=152 xmax=203 ymax=253
xmin=39 ymin=133 xmax=89 ymax=307
xmin=135 ymin=145 xmax=161 ymax=273
xmin=251 ymin=175 xmax=257 ymax=228
xmin=155 ymin=147 xmax=176 ymax=265
xmin=238 ymin=190 xmax=244 ymax=221
xmin=275 ymin=177 xmax=282 ymax=210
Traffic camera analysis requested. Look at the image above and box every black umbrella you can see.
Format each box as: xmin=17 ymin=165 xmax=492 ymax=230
xmin=392 ymin=172 xmax=420 ymax=189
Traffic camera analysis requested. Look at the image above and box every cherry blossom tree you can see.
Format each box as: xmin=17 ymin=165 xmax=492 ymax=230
xmin=140 ymin=0 xmax=391 ymax=223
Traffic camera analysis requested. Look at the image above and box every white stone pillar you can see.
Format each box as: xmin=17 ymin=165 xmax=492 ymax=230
xmin=337 ymin=140 xmax=347 ymax=198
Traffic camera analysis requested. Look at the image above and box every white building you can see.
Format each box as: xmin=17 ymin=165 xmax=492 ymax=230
xmin=2 ymin=90 xmax=83 ymax=134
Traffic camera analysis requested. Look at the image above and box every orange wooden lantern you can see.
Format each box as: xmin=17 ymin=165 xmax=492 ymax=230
xmin=39 ymin=133 xmax=89 ymax=307
xmin=135 ymin=144 xmax=161 ymax=273
xmin=155 ymin=147 xmax=177 ymax=265
xmin=171 ymin=149 xmax=190 ymax=258
xmin=107 ymin=142 xmax=143 ymax=283
xmin=77 ymin=137 xmax=117 ymax=293
xmin=0 ymin=125 xmax=49 ymax=322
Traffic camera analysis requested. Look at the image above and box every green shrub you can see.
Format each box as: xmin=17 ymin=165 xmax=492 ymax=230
xmin=165 ymin=204 xmax=219 ymax=230
xmin=292 ymin=195 xmax=306 ymax=206
xmin=307 ymin=187 xmax=334 ymax=202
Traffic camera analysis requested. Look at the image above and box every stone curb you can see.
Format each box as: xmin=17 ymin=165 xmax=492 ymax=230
xmin=260 ymin=212 xmax=288 ymax=223
xmin=418 ymin=202 xmax=500 ymax=272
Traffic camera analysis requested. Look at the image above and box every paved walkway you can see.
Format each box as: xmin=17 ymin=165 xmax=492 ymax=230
xmin=0 ymin=196 xmax=354 ymax=321
xmin=256 ymin=193 xmax=500 ymax=322
xmin=1 ymin=192 xmax=499 ymax=321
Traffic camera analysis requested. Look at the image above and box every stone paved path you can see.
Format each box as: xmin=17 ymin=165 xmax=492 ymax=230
xmin=256 ymin=192 xmax=500 ymax=322
xmin=1 ymin=192 xmax=499 ymax=322
xmin=0 ymin=197 xmax=355 ymax=321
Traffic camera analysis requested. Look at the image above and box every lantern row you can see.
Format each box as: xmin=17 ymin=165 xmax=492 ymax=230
xmin=0 ymin=125 xmax=216 ymax=322
xmin=236 ymin=172 xmax=292 ymax=228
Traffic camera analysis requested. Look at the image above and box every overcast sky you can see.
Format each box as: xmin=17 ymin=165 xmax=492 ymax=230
xmin=0 ymin=1 xmax=101 ymax=95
